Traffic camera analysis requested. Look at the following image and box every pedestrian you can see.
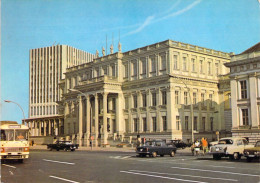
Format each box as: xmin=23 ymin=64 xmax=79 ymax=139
xmin=201 ymin=137 xmax=208 ymax=155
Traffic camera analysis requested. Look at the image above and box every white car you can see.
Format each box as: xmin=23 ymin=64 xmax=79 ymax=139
xmin=209 ymin=137 xmax=254 ymax=160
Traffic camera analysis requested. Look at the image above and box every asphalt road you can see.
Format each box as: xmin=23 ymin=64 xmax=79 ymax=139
xmin=1 ymin=149 xmax=260 ymax=183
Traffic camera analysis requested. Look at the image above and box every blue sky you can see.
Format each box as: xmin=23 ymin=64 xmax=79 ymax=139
xmin=1 ymin=0 xmax=260 ymax=123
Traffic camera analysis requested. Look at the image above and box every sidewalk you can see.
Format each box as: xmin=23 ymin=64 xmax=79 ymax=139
xmin=30 ymin=144 xmax=192 ymax=154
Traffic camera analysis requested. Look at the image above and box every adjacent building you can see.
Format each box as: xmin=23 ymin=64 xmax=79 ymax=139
xmin=24 ymin=45 xmax=95 ymax=138
xmin=58 ymin=40 xmax=232 ymax=146
xmin=225 ymin=42 xmax=260 ymax=144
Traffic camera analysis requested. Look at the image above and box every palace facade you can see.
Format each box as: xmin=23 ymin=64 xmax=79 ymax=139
xmin=58 ymin=40 xmax=232 ymax=146
xmin=225 ymin=42 xmax=260 ymax=143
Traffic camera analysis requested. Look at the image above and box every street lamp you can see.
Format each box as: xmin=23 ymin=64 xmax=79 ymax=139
xmin=68 ymin=88 xmax=92 ymax=149
xmin=4 ymin=100 xmax=26 ymax=124
xmin=177 ymin=78 xmax=194 ymax=143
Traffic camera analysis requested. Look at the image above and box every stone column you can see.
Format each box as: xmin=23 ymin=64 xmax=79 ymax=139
xmin=156 ymin=88 xmax=161 ymax=132
xmin=249 ymin=74 xmax=259 ymax=127
xmin=102 ymin=92 xmax=108 ymax=145
xmin=85 ymin=95 xmax=91 ymax=146
xmin=147 ymin=90 xmax=152 ymax=132
xmin=167 ymin=85 xmax=175 ymax=138
xmin=94 ymin=93 xmax=99 ymax=147
xmin=137 ymin=91 xmax=142 ymax=133
xmin=49 ymin=120 xmax=51 ymax=136
xmin=116 ymin=93 xmax=124 ymax=135
xmin=230 ymin=78 xmax=238 ymax=128
xmin=78 ymin=96 xmax=83 ymax=146
xmin=43 ymin=121 xmax=47 ymax=136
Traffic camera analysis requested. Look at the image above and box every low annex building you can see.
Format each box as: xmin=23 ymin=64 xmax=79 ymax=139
xmin=58 ymin=39 xmax=232 ymax=146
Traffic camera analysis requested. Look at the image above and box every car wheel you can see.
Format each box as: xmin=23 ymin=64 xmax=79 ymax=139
xmin=49 ymin=148 xmax=52 ymax=151
xmin=233 ymin=152 xmax=240 ymax=160
xmin=56 ymin=149 xmax=60 ymax=151
xmin=160 ymin=154 xmax=164 ymax=157
xmin=18 ymin=159 xmax=23 ymax=163
xmin=246 ymin=157 xmax=252 ymax=162
xmin=170 ymin=151 xmax=175 ymax=157
xmin=152 ymin=152 xmax=157 ymax=158
xmin=71 ymin=149 xmax=75 ymax=152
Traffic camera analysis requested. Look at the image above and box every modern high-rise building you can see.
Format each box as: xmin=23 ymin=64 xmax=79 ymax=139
xmin=24 ymin=45 xmax=95 ymax=137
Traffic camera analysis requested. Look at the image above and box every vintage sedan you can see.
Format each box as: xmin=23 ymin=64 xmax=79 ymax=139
xmin=244 ymin=141 xmax=260 ymax=162
xmin=136 ymin=140 xmax=177 ymax=157
xmin=167 ymin=140 xmax=188 ymax=149
xmin=209 ymin=137 xmax=254 ymax=160
xmin=47 ymin=140 xmax=79 ymax=151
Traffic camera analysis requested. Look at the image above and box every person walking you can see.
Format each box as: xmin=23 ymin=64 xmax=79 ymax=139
xmin=201 ymin=137 xmax=208 ymax=155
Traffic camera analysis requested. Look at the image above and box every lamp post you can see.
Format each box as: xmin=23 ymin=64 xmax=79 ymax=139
xmin=68 ymin=88 xmax=92 ymax=148
xmin=177 ymin=78 xmax=194 ymax=143
xmin=4 ymin=100 xmax=26 ymax=124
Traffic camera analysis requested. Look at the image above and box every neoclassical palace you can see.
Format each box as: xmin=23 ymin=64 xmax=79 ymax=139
xmin=225 ymin=42 xmax=260 ymax=144
xmin=56 ymin=40 xmax=232 ymax=146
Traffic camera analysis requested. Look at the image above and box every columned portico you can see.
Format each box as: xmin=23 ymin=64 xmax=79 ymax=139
xmin=94 ymin=93 xmax=99 ymax=146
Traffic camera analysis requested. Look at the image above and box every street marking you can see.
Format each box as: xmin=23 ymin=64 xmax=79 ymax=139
xmin=129 ymin=170 xmax=238 ymax=182
xmin=43 ymin=159 xmax=75 ymax=165
xmin=2 ymin=164 xmax=16 ymax=169
xmin=121 ymin=156 xmax=131 ymax=159
xmin=171 ymin=167 xmax=260 ymax=177
xmin=49 ymin=176 xmax=79 ymax=183
xmin=209 ymin=165 xmax=235 ymax=168
xmin=120 ymin=171 xmax=208 ymax=183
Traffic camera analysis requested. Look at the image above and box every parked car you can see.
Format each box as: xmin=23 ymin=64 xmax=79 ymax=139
xmin=167 ymin=140 xmax=188 ymax=149
xmin=244 ymin=141 xmax=260 ymax=162
xmin=209 ymin=137 xmax=254 ymax=160
xmin=47 ymin=140 xmax=79 ymax=151
xmin=136 ymin=140 xmax=177 ymax=157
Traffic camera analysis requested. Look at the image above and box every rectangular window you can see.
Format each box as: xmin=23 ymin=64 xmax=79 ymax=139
xmin=124 ymin=64 xmax=128 ymax=78
xmin=162 ymin=116 xmax=167 ymax=131
xmin=191 ymin=58 xmax=195 ymax=72
xmin=215 ymin=63 xmax=219 ymax=75
xmin=134 ymin=118 xmax=138 ymax=132
xmin=150 ymin=57 xmax=156 ymax=72
xmin=183 ymin=57 xmax=187 ymax=71
xmin=132 ymin=62 xmax=137 ymax=76
xmin=185 ymin=116 xmax=189 ymax=130
xmin=125 ymin=97 xmax=129 ymax=109
xmin=208 ymin=62 xmax=211 ymax=75
xmin=160 ymin=55 xmax=166 ymax=70
xmin=152 ymin=92 xmax=157 ymax=106
xmin=209 ymin=94 xmax=213 ymax=107
xmin=176 ymin=116 xmax=180 ymax=130
xmin=175 ymin=91 xmax=179 ymax=104
xmin=201 ymin=93 xmax=205 ymax=106
xmin=142 ymin=93 xmax=147 ymax=107
xmin=240 ymin=80 xmax=247 ymax=99
xmin=162 ymin=91 xmax=167 ymax=105
xmin=194 ymin=116 xmax=198 ymax=131
xmin=241 ymin=109 xmax=249 ymax=126
xmin=200 ymin=60 xmax=203 ymax=74
xmin=210 ymin=117 xmax=213 ymax=131
xmin=143 ymin=118 xmax=147 ymax=132
xmin=193 ymin=92 xmax=197 ymax=104
xmin=152 ymin=117 xmax=157 ymax=132
xmin=133 ymin=94 xmax=138 ymax=108
xmin=184 ymin=92 xmax=188 ymax=105
xmin=141 ymin=60 xmax=146 ymax=74
xmin=202 ymin=117 xmax=206 ymax=131
xmin=173 ymin=55 xmax=178 ymax=70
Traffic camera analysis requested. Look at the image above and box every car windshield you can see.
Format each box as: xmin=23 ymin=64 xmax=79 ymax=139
xmin=15 ymin=130 xmax=28 ymax=141
xmin=144 ymin=141 xmax=155 ymax=146
xmin=255 ymin=141 xmax=260 ymax=147
xmin=218 ymin=139 xmax=233 ymax=144
xmin=1 ymin=130 xmax=14 ymax=141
